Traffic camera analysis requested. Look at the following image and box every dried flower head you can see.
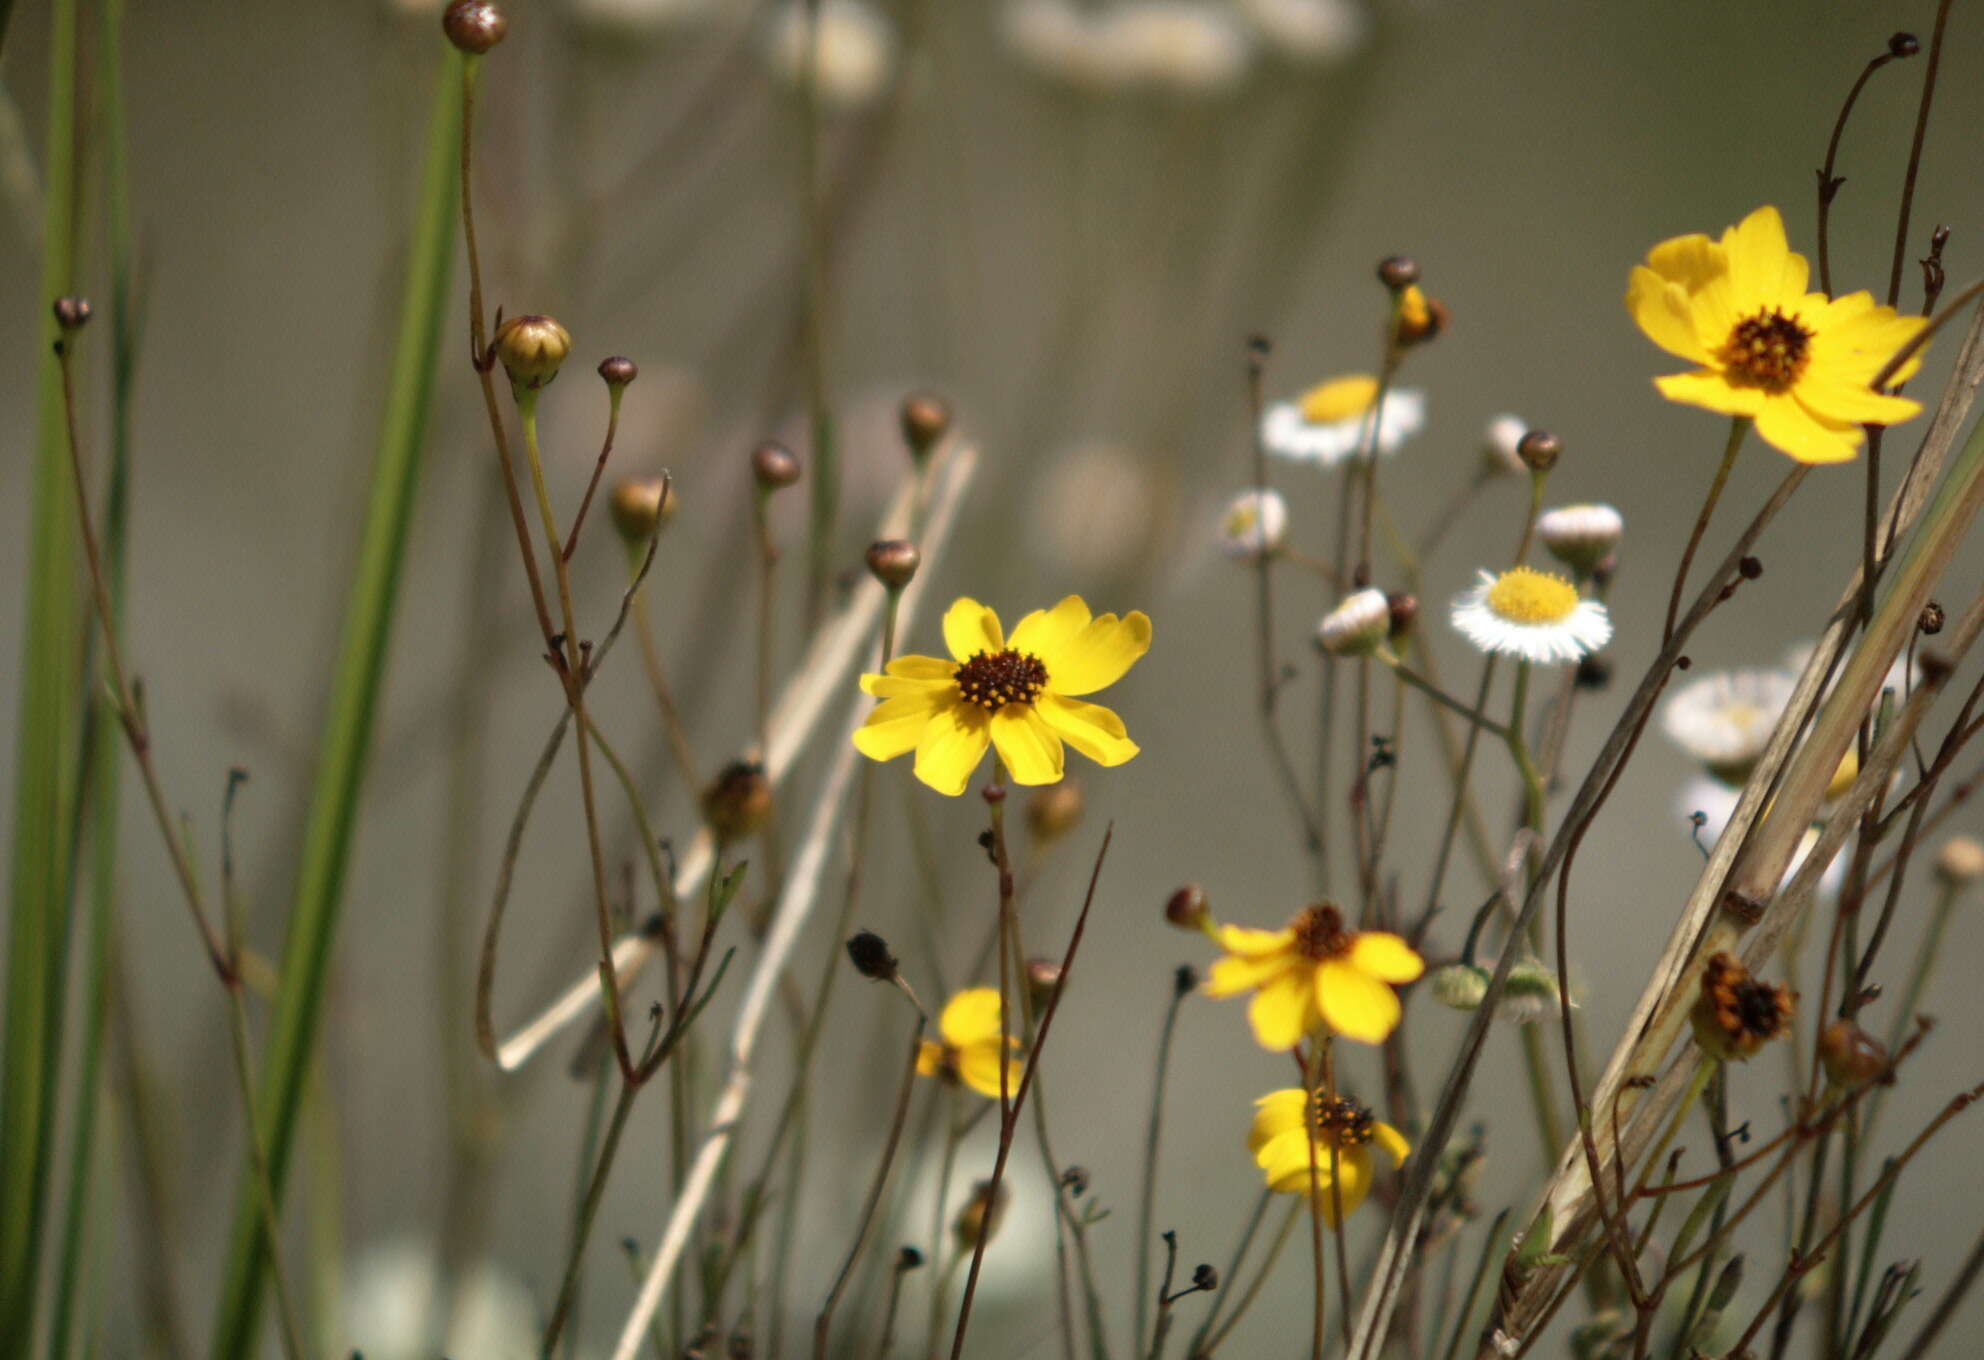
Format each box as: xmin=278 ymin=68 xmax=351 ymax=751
xmin=1692 ymin=952 xmax=1795 ymax=1061
xmin=1819 ymin=1020 xmax=1889 ymax=1091
xmin=702 ymin=761 xmax=774 ymax=839
xmin=443 ymin=0 xmax=509 ymax=53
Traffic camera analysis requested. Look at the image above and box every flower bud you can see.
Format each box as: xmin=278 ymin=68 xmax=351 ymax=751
xmin=1935 ymin=834 xmax=1984 ymax=886
xmin=1165 ymin=884 xmax=1210 ymax=931
xmin=609 ymin=477 xmax=677 ymax=544
xmin=443 ymin=0 xmax=508 ymax=53
xmin=1317 ymin=588 xmax=1391 ymax=657
xmin=1500 ymin=959 xmax=1566 ymax=1023
xmin=1819 ymin=1020 xmax=1889 ymax=1090
xmin=1025 ymin=957 xmax=1062 ymax=1010
xmin=1173 ymin=963 xmax=1199 ymax=997
xmin=1191 ymin=1263 xmax=1218 ymax=1292
xmin=751 ymin=439 xmax=802 ymax=491
xmin=1919 ymin=600 xmax=1946 ymax=635
xmin=1481 ymin=414 xmax=1529 ymax=477
xmin=865 ymin=539 xmax=919 ymax=591
xmin=1889 ymin=31 xmax=1920 ymax=57
xmin=703 ymin=761 xmax=773 ymax=839
xmin=52 ymin=296 xmax=91 ymax=331
xmin=900 ymin=391 xmax=952 ymax=461
xmin=1216 ymin=488 xmax=1287 ymax=561
xmin=1535 ymin=504 xmax=1624 ymax=578
xmin=1386 ymin=592 xmax=1418 ymax=638
xmin=1575 ymin=655 xmax=1613 ymax=691
xmin=1431 ymin=963 xmax=1488 ymax=1012
xmin=1376 ymin=255 xmax=1419 ymax=290
xmin=1516 ymin=429 xmax=1562 ymax=474
xmin=1025 ymin=781 xmax=1083 ymax=844
xmin=598 ymin=355 xmax=638 ymax=388
xmin=953 ymin=1180 xmax=1008 ymax=1252
xmin=896 ymin=1245 xmax=924 ymax=1270
xmin=493 ymin=314 xmax=571 ymax=389
xmin=1392 ymin=285 xmax=1448 ymax=348
xmin=846 ymin=929 xmax=898 ymax=980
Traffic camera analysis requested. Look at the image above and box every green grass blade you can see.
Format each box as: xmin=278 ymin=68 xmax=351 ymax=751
xmin=205 ymin=51 xmax=465 ymax=1359
xmin=1 ymin=1 xmax=85 ymax=1351
xmin=47 ymin=0 xmax=136 ymax=1351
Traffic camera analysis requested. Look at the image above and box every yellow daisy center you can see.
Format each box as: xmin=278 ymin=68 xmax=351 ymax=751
xmin=955 ymin=648 xmax=1048 ymax=712
xmin=1308 ymin=1091 xmax=1376 ymax=1147
xmin=1485 ymin=567 xmax=1580 ymax=625
xmin=1290 ymin=903 xmax=1352 ymax=961
xmin=1224 ymin=504 xmax=1260 ymax=535
xmin=1716 ymin=307 xmax=1814 ymax=394
xmin=1299 ymin=375 xmax=1379 ymax=424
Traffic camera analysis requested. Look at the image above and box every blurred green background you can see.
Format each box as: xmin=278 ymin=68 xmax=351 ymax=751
xmin=4 ymin=0 xmax=1984 ymax=1354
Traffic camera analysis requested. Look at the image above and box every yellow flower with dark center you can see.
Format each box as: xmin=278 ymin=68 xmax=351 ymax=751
xmin=1248 ymin=1088 xmax=1410 ymax=1223
xmin=1627 ymin=205 xmax=1928 ymax=464
xmin=916 ymin=988 xmax=1023 ymax=1099
xmin=1203 ymin=903 xmax=1424 ymax=1049
xmin=853 ymin=595 xmax=1150 ymax=796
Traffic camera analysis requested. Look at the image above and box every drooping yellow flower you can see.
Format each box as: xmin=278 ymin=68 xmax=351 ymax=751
xmin=1248 ymin=1088 xmax=1410 ymax=1223
xmin=1203 ymin=902 xmax=1423 ymax=1049
xmin=853 ymin=595 xmax=1150 ymax=796
xmin=916 ymin=988 xmax=1023 ymax=1099
xmin=1627 ymin=204 xmax=1928 ymax=464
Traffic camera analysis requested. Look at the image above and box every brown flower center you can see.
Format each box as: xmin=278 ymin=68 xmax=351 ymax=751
xmin=1700 ymin=951 xmax=1796 ymax=1056
xmin=955 ymin=649 xmax=1048 ymax=713
xmin=1717 ymin=308 xmax=1813 ymax=394
xmin=1308 ymin=1092 xmax=1375 ymax=1147
xmin=1290 ymin=904 xmax=1353 ymax=961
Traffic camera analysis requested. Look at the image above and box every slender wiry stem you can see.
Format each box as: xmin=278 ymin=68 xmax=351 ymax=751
xmin=1195 ymin=1202 xmax=1303 ymax=1356
xmin=1664 ymin=418 xmax=1748 ymax=641
xmin=1134 ymin=975 xmax=1191 ymax=1356
xmin=1186 ymin=1189 xmax=1271 ymax=1359
xmin=1885 ymin=0 xmax=1953 ymax=308
xmin=1815 ymin=42 xmax=1906 ymax=296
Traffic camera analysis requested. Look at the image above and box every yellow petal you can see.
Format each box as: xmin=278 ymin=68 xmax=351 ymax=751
xmin=1204 ymin=951 xmax=1294 ymax=999
xmin=883 ymin=654 xmax=959 ymax=683
xmin=862 ymin=661 xmax=957 ymax=699
xmin=942 ymin=596 xmax=1005 ymax=663
xmin=1373 ymin=1121 xmax=1412 ymax=1166
xmin=1794 ymin=367 xmax=1922 ymax=426
xmin=852 ymin=692 xmax=943 ymax=762
xmin=1248 ymin=1089 xmax=1309 ymax=1155
xmin=916 ymin=1040 xmax=946 ymax=1078
xmin=1626 ymin=267 xmax=1710 ymax=363
xmin=990 ymin=706 xmax=1065 ymax=786
xmin=1214 ymin=924 xmax=1298 ymax=958
xmin=1037 ymin=693 xmax=1139 ymax=767
xmin=1654 ymin=369 xmax=1765 ymax=418
xmin=912 ymin=701 xmax=992 ymax=796
xmin=1254 ymin=1127 xmax=1314 ymax=1180
xmin=1349 ymin=932 xmax=1425 ymax=983
xmin=1007 ymin=596 xmax=1091 ymax=662
xmin=939 ymin=987 xmax=1004 ymax=1047
xmin=1039 ymin=609 xmax=1152 ymax=697
xmin=1724 ymin=205 xmax=1803 ymax=308
xmin=1248 ymin=969 xmax=1317 ymax=1051
xmin=1753 ymin=394 xmax=1862 ymax=465
xmin=1642 ymin=230 xmax=1725 ymax=291
xmin=956 ymin=1042 xmax=1023 ymax=1100
xmin=1316 ymin=959 xmax=1402 ymax=1044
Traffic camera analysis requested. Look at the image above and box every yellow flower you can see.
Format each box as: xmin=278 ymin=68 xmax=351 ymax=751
xmin=1248 ymin=1088 xmax=1410 ymax=1223
xmin=1203 ymin=903 xmax=1424 ymax=1049
xmin=853 ymin=595 xmax=1151 ymax=796
xmin=1627 ymin=204 xmax=1928 ymax=465
xmin=916 ymin=988 xmax=1023 ymax=1099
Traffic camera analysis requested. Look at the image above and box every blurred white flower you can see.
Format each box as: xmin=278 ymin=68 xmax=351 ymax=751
xmin=342 ymin=1239 xmax=598 ymax=1360
xmin=1262 ymin=375 xmax=1425 ymax=468
xmin=1661 ymin=667 xmax=1795 ymax=775
xmin=573 ymin=0 xmax=732 ymax=35
xmin=1481 ymin=412 xmax=1530 ymax=476
xmin=1234 ymin=0 xmax=1367 ymax=63
xmin=1317 ymin=587 xmax=1390 ymax=656
xmin=1216 ymin=488 xmax=1288 ymax=560
xmin=1679 ymin=775 xmax=1844 ymax=896
xmin=1029 ymin=441 xmax=1167 ymax=574
xmin=1002 ymin=0 xmax=1256 ymax=94
xmin=768 ymin=0 xmax=898 ymax=108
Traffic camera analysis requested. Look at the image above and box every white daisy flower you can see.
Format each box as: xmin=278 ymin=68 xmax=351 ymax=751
xmin=1661 ymin=667 xmax=1794 ymax=777
xmin=1535 ymin=503 xmax=1624 ymax=577
xmin=1450 ymin=566 xmax=1610 ymax=665
xmin=767 ymin=0 xmax=897 ymax=108
xmin=1262 ymin=374 xmax=1426 ymax=468
xmin=1234 ymin=0 xmax=1367 ymax=63
xmin=1316 ymin=587 xmax=1390 ymax=656
xmin=1480 ymin=413 xmax=1530 ymax=477
xmin=1090 ymin=1 xmax=1256 ymax=93
xmin=1216 ymin=487 xmax=1288 ymax=561
xmin=1679 ymin=775 xmax=1844 ymax=896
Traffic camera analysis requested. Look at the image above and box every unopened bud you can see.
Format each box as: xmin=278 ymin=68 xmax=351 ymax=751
xmin=1889 ymin=31 xmax=1921 ymax=57
xmin=954 ymin=1180 xmax=1008 ymax=1252
xmin=52 ymin=296 xmax=91 ymax=331
xmin=1575 ymin=655 xmax=1613 ymax=691
xmin=1172 ymin=963 xmax=1199 ymax=997
xmin=1386 ymin=592 xmax=1419 ymax=638
xmin=865 ymin=538 xmax=919 ymax=590
xmin=751 ymin=440 xmax=802 ymax=491
xmin=609 ymin=477 xmax=676 ymax=544
xmin=493 ymin=313 xmax=571 ymax=389
xmin=900 ymin=391 xmax=952 ymax=461
xmin=1516 ymin=429 xmax=1561 ymax=474
xmin=1919 ymin=600 xmax=1945 ymax=635
xmin=1935 ymin=835 xmax=1984 ymax=886
xmin=1376 ymin=255 xmax=1420 ymax=290
xmin=703 ymin=761 xmax=773 ymax=839
xmin=1026 ymin=958 xmax=1062 ymax=1010
xmin=443 ymin=0 xmax=508 ymax=53
xmin=846 ymin=930 xmax=898 ymax=981
xmin=1392 ymin=285 xmax=1448 ymax=348
xmin=1431 ymin=963 xmax=1489 ymax=1012
xmin=1317 ymin=588 xmax=1391 ymax=657
xmin=896 ymin=1245 xmax=925 ymax=1271
xmin=1536 ymin=504 xmax=1624 ymax=578
xmin=1165 ymin=884 xmax=1210 ymax=931
xmin=598 ymin=355 xmax=638 ymax=387
xmin=1025 ymin=781 xmax=1083 ymax=844
xmin=1819 ymin=1020 xmax=1889 ymax=1090
xmin=1501 ymin=959 xmax=1566 ymax=1023
xmin=1191 ymin=1264 xmax=1218 ymax=1291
